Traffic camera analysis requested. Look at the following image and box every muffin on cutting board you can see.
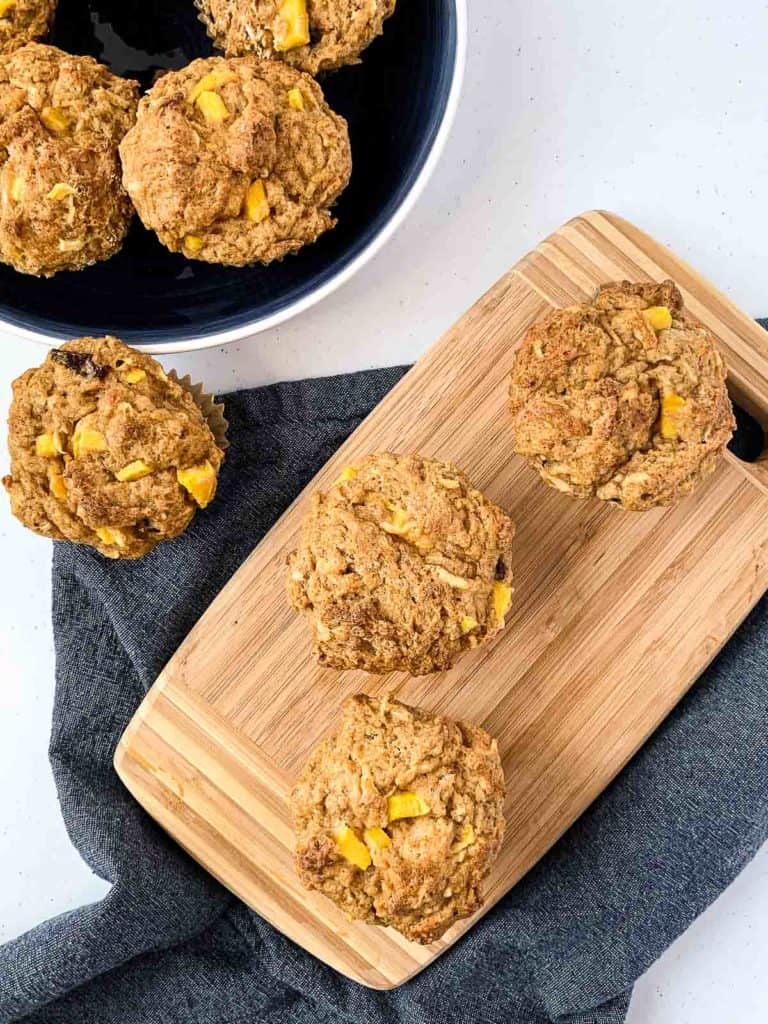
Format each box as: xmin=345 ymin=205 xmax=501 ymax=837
xmin=119 ymin=55 xmax=351 ymax=267
xmin=291 ymin=694 xmax=506 ymax=944
xmin=0 ymin=43 xmax=138 ymax=276
xmin=197 ymin=0 xmax=397 ymax=75
xmin=3 ymin=337 xmax=224 ymax=559
xmin=508 ymin=280 xmax=735 ymax=510
xmin=288 ymin=452 xmax=516 ymax=676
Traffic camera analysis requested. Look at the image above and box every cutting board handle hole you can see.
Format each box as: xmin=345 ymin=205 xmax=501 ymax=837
xmin=727 ymin=399 xmax=765 ymax=463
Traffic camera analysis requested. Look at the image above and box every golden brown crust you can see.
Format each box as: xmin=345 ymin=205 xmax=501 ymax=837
xmin=288 ymin=452 xmax=516 ymax=675
xmin=291 ymin=694 xmax=506 ymax=944
xmin=0 ymin=43 xmax=138 ymax=276
xmin=0 ymin=0 xmax=56 ymax=55
xmin=3 ymin=337 xmax=225 ymax=559
xmin=197 ymin=0 xmax=397 ymax=75
xmin=508 ymin=280 xmax=735 ymax=511
xmin=119 ymin=56 xmax=351 ymax=267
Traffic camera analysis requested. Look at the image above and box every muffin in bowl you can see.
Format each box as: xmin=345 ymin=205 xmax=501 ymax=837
xmin=288 ymin=452 xmax=515 ymax=675
xmin=3 ymin=337 xmax=225 ymax=559
xmin=291 ymin=693 xmax=506 ymax=944
xmin=197 ymin=0 xmax=397 ymax=75
xmin=0 ymin=43 xmax=138 ymax=276
xmin=119 ymin=55 xmax=352 ymax=267
xmin=508 ymin=280 xmax=735 ymax=510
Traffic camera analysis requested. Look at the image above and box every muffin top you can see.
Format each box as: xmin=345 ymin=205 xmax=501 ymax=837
xmin=3 ymin=337 xmax=225 ymax=559
xmin=288 ymin=452 xmax=516 ymax=676
xmin=291 ymin=694 xmax=506 ymax=944
xmin=0 ymin=0 xmax=56 ymax=55
xmin=197 ymin=0 xmax=396 ymax=75
xmin=119 ymin=55 xmax=351 ymax=267
xmin=509 ymin=280 xmax=735 ymax=511
xmin=0 ymin=43 xmax=138 ymax=275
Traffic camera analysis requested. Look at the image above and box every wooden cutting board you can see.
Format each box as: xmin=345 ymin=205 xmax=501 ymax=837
xmin=115 ymin=211 xmax=768 ymax=990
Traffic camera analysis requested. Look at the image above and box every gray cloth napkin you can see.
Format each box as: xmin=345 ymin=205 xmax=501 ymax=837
xmin=1 ymin=359 xmax=767 ymax=1024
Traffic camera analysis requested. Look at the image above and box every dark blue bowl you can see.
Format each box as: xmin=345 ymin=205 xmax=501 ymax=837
xmin=0 ymin=0 xmax=464 ymax=351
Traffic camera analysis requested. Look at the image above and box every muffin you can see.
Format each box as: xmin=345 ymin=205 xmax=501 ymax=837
xmin=119 ymin=56 xmax=351 ymax=266
xmin=508 ymin=280 xmax=735 ymax=511
xmin=291 ymin=694 xmax=506 ymax=944
xmin=0 ymin=43 xmax=138 ymax=276
xmin=3 ymin=337 xmax=225 ymax=559
xmin=197 ymin=0 xmax=396 ymax=76
xmin=288 ymin=452 xmax=516 ymax=676
xmin=0 ymin=0 xmax=56 ymax=53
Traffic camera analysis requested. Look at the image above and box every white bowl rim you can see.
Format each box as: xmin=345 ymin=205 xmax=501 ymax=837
xmin=6 ymin=0 xmax=468 ymax=355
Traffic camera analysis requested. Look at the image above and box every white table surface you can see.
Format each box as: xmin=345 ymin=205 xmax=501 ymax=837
xmin=1 ymin=1 xmax=767 ymax=1020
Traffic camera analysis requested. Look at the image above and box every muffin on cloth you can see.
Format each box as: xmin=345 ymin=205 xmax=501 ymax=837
xmin=0 ymin=43 xmax=138 ymax=276
xmin=119 ymin=56 xmax=351 ymax=266
xmin=288 ymin=452 xmax=516 ymax=676
xmin=196 ymin=0 xmax=396 ymax=76
xmin=508 ymin=280 xmax=735 ymax=511
xmin=0 ymin=0 xmax=56 ymax=54
xmin=3 ymin=337 xmax=225 ymax=559
xmin=291 ymin=693 xmax=506 ymax=944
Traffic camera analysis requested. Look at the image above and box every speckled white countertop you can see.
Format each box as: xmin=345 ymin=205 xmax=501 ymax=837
xmin=2 ymin=2 xmax=767 ymax=1019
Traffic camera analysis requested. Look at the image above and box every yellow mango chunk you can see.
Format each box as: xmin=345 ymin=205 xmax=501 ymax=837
xmin=115 ymin=459 xmax=153 ymax=482
xmin=333 ymin=825 xmax=371 ymax=871
xmin=660 ymin=393 xmax=687 ymax=440
xmin=363 ymin=826 xmax=391 ymax=853
xmin=72 ymin=424 xmax=107 ymax=459
xmin=35 ymin=433 xmax=57 ymax=458
xmin=380 ymin=506 xmax=412 ymax=535
xmin=244 ymin=179 xmax=270 ymax=223
xmin=8 ymin=175 xmax=24 ymax=201
xmin=492 ymin=581 xmax=513 ymax=624
xmin=275 ymin=0 xmax=310 ymax=51
xmin=184 ymin=234 xmax=204 ymax=254
xmin=48 ymin=470 xmax=68 ymax=501
xmin=460 ymin=615 xmax=478 ymax=634
xmin=287 ymin=87 xmax=305 ymax=111
xmin=387 ymin=791 xmax=430 ymax=822
xmin=40 ymin=107 xmax=72 ymax=134
xmin=643 ymin=306 xmax=673 ymax=332
xmin=195 ymin=90 xmax=230 ymax=123
xmin=452 ymin=823 xmax=476 ymax=853
xmin=96 ymin=526 xmax=128 ymax=548
xmin=122 ymin=367 xmax=146 ymax=384
xmin=0 ymin=0 xmax=16 ymax=16
xmin=47 ymin=182 xmax=75 ymax=202
xmin=188 ymin=70 xmax=238 ymax=104
xmin=335 ymin=465 xmax=357 ymax=485
xmin=177 ymin=460 xmax=217 ymax=508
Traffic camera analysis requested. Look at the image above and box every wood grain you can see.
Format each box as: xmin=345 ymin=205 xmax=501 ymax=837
xmin=115 ymin=211 xmax=768 ymax=989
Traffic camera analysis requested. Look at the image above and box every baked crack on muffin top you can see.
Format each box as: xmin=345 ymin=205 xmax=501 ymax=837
xmin=291 ymin=694 xmax=506 ymax=944
xmin=3 ymin=337 xmax=225 ymax=559
xmin=119 ymin=56 xmax=351 ymax=267
xmin=0 ymin=0 xmax=56 ymax=54
xmin=288 ymin=452 xmax=516 ymax=676
xmin=197 ymin=0 xmax=397 ymax=76
xmin=508 ymin=280 xmax=735 ymax=510
xmin=0 ymin=43 xmax=138 ymax=276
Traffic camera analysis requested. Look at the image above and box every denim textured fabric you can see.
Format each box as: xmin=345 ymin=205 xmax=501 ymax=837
xmin=0 ymin=358 xmax=766 ymax=1024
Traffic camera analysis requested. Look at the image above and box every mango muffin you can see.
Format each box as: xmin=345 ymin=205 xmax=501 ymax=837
xmin=197 ymin=0 xmax=396 ymax=76
xmin=292 ymin=694 xmax=506 ymax=944
xmin=119 ymin=56 xmax=351 ymax=266
xmin=0 ymin=0 xmax=56 ymax=53
xmin=508 ymin=280 xmax=735 ymax=511
xmin=3 ymin=337 xmax=224 ymax=559
xmin=0 ymin=43 xmax=138 ymax=276
xmin=288 ymin=452 xmax=516 ymax=676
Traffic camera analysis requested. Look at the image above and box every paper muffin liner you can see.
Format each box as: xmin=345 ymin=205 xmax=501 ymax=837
xmin=168 ymin=370 xmax=230 ymax=452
